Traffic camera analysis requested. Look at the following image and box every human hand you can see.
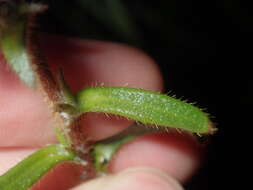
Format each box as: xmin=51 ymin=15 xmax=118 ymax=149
xmin=0 ymin=35 xmax=202 ymax=190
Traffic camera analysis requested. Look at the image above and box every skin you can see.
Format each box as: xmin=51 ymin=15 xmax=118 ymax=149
xmin=0 ymin=35 xmax=203 ymax=190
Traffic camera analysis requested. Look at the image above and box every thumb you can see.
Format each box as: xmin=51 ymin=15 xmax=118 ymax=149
xmin=71 ymin=167 xmax=184 ymax=190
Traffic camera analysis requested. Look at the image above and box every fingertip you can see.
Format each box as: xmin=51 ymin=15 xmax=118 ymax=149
xmin=41 ymin=35 xmax=164 ymax=93
xmin=108 ymin=132 xmax=202 ymax=182
xmin=71 ymin=167 xmax=183 ymax=190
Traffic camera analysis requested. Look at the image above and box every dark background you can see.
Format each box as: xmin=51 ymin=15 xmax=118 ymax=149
xmin=36 ymin=0 xmax=251 ymax=189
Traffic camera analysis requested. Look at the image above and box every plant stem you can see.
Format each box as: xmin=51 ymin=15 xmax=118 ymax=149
xmin=92 ymin=135 xmax=135 ymax=173
xmin=0 ymin=144 xmax=76 ymax=190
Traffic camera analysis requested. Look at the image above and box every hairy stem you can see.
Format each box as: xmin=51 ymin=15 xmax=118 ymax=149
xmin=0 ymin=145 xmax=76 ymax=190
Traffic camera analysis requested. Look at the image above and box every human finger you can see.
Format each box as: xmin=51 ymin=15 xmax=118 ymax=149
xmin=71 ymin=167 xmax=183 ymax=190
xmin=108 ymin=132 xmax=203 ymax=182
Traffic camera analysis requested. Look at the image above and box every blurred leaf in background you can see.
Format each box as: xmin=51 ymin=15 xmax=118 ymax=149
xmin=39 ymin=0 xmax=176 ymax=56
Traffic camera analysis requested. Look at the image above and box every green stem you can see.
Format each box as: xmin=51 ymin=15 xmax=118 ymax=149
xmin=0 ymin=144 xmax=76 ymax=190
xmin=92 ymin=135 xmax=135 ymax=173
xmin=77 ymin=87 xmax=214 ymax=134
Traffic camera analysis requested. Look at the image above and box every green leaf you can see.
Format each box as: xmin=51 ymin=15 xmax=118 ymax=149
xmin=0 ymin=15 xmax=36 ymax=88
xmin=0 ymin=145 xmax=76 ymax=190
xmin=77 ymin=0 xmax=140 ymax=45
xmin=77 ymin=87 xmax=215 ymax=134
xmin=0 ymin=1 xmax=47 ymax=88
